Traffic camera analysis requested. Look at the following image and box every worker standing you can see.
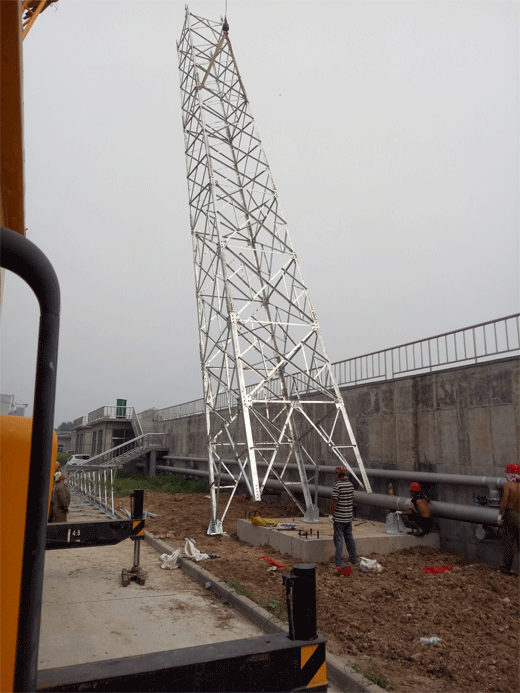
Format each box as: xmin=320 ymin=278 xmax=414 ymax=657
xmin=48 ymin=460 xmax=60 ymax=522
xmin=496 ymin=463 xmax=520 ymax=575
xmin=401 ymin=482 xmax=433 ymax=536
xmin=329 ymin=466 xmax=358 ymax=571
xmin=50 ymin=472 xmax=70 ymax=523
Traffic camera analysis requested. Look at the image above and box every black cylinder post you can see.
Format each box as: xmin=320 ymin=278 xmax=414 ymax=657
xmin=131 ymin=489 xmax=144 ymax=520
xmin=291 ymin=563 xmax=317 ymax=641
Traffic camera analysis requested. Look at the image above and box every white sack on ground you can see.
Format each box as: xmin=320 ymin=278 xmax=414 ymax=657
xmin=184 ymin=538 xmax=210 ymax=561
xmin=360 ymin=557 xmax=383 ymax=573
xmin=159 ymin=549 xmax=181 ymax=569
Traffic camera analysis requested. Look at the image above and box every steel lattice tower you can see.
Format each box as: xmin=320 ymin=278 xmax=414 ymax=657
xmin=177 ymin=9 xmax=371 ymax=534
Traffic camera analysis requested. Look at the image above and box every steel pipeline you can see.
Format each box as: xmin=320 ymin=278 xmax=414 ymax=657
xmin=154 ymin=464 xmax=501 ymax=526
xmin=162 ymin=456 xmax=506 ymax=489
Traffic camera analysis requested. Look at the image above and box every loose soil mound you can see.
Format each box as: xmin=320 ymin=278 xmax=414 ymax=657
xmin=118 ymin=491 xmax=519 ymax=693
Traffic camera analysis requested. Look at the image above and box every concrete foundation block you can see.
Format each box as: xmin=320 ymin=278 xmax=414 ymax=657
xmin=240 ymin=522 xmax=270 ymax=546
xmin=237 ymin=518 xmax=440 ymax=563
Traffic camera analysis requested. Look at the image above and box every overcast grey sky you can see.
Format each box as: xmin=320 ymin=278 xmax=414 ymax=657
xmin=1 ymin=0 xmax=518 ymax=427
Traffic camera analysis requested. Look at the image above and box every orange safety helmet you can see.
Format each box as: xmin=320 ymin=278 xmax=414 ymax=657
xmin=409 ymin=482 xmax=421 ymax=492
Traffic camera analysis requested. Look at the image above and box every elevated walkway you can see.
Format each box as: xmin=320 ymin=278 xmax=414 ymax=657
xmin=238 ymin=517 xmax=439 ymax=563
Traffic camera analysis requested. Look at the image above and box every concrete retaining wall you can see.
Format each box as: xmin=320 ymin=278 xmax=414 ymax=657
xmin=152 ymin=357 xmax=519 ymax=566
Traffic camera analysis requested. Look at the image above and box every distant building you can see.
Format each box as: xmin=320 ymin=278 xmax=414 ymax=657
xmin=0 ymin=394 xmax=27 ymax=417
xmin=1 ymin=394 xmax=16 ymax=415
xmin=71 ymin=402 xmax=137 ymax=458
xmin=56 ymin=431 xmax=73 ymax=454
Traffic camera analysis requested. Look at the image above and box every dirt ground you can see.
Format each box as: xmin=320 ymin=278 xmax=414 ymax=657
xmin=117 ymin=491 xmax=519 ymax=693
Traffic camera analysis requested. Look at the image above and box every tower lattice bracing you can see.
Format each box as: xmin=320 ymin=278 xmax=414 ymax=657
xmin=177 ymin=9 xmax=371 ymax=534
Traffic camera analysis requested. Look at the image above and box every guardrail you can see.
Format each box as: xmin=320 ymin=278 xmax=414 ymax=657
xmin=156 ymin=314 xmax=519 ymax=421
xmin=67 ymin=468 xmax=116 ymax=517
xmin=73 ymin=416 xmax=88 ymax=428
xmin=87 ymin=406 xmax=135 ymax=424
xmin=74 ymin=433 xmax=169 ymax=468
xmin=156 ymin=398 xmax=208 ymax=422
xmin=329 ymin=313 xmax=520 ymax=387
xmin=131 ymin=408 xmax=143 ymax=437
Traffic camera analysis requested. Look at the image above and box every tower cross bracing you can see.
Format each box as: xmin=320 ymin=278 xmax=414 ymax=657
xmin=177 ymin=9 xmax=371 ymax=534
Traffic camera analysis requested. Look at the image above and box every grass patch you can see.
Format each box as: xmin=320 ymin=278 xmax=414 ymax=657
xmin=113 ymin=471 xmax=210 ymax=497
xmin=353 ymin=658 xmax=390 ymax=689
xmin=223 ymin=581 xmax=287 ymax=622
xmin=263 ymin=598 xmax=288 ymax=623
xmin=223 ymin=578 xmax=254 ymax=600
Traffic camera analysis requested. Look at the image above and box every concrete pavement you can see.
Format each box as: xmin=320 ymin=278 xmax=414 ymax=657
xmin=38 ymin=538 xmax=267 ymax=670
xmin=38 ymin=488 xmax=375 ymax=692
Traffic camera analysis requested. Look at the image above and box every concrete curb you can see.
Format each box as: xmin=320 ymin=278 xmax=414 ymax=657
xmin=145 ymin=531 xmax=386 ymax=693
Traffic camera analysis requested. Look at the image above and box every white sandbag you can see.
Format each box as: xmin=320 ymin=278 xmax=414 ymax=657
xmin=184 ymin=538 xmax=210 ymax=562
xmin=359 ymin=557 xmax=383 ymax=573
xmin=159 ymin=549 xmax=181 ymax=569
xmin=386 ymin=511 xmax=408 ymax=535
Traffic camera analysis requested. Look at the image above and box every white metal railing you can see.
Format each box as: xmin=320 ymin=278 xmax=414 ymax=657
xmin=73 ymin=415 xmax=88 ymax=427
xmin=156 ymin=398 xmax=208 ymax=422
xmin=75 ymin=433 xmax=168 ymax=468
xmin=67 ymin=468 xmax=116 ymax=517
xmin=88 ymin=406 xmax=135 ymax=425
xmin=156 ymin=314 xmax=520 ymax=421
xmin=131 ymin=408 xmax=143 ymax=437
xmin=329 ymin=313 xmax=520 ymax=386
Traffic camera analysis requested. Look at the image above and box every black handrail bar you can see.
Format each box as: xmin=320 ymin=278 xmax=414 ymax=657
xmin=1 ymin=226 xmax=60 ymax=692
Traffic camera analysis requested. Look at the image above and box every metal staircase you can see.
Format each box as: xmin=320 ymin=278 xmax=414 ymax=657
xmin=76 ymin=432 xmax=168 ymax=470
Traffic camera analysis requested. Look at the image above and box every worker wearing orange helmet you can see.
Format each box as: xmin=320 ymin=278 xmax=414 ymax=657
xmin=496 ymin=463 xmax=520 ymax=575
xmin=400 ymin=482 xmax=433 ymax=537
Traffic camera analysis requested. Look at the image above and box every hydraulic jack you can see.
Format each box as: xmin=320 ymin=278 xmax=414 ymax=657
xmin=122 ymin=489 xmax=147 ymax=587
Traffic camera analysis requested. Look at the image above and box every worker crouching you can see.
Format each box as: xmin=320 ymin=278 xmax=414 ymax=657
xmin=400 ymin=482 xmax=433 ymax=537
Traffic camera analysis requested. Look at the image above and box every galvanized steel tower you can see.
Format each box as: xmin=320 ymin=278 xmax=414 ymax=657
xmin=177 ymin=8 xmax=371 ymax=534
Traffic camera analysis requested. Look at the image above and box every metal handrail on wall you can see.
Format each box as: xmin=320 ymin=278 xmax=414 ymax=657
xmin=156 ymin=314 xmax=520 ymax=421
xmin=330 ymin=313 xmax=520 ymax=387
xmin=156 ymin=399 xmax=203 ymax=422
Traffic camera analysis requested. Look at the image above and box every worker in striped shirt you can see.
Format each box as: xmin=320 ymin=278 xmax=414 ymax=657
xmin=329 ymin=466 xmax=358 ymax=571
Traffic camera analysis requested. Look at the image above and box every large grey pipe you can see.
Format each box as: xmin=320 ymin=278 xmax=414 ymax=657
xmin=156 ymin=465 xmax=501 ymax=526
xmin=164 ymin=456 xmax=506 ymax=489
xmin=344 ymin=467 xmax=505 ymax=490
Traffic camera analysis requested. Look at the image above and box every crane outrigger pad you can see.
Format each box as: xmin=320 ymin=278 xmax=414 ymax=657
xmin=37 ymin=632 xmax=327 ymax=692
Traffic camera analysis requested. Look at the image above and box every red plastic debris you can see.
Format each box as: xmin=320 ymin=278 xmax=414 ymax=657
xmin=258 ymin=555 xmax=287 ymax=568
xmin=423 ymin=566 xmax=453 ymax=574
xmin=335 ymin=566 xmax=352 ymax=576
